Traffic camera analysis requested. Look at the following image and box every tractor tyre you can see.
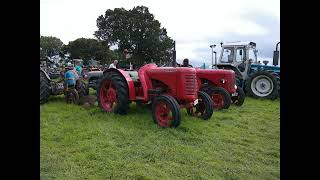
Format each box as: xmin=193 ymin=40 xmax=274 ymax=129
xmin=275 ymin=75 xmax=280 ymax=98
xmin=40 ymin=71 xmax=51 ymax=104
xmin=152 ymin=95 xmax=181 ymax=128
xmin=97 ymin=72 xmax=129 ymax=115
xmin=235 ymin=74 xmax=242 ymax=87
xmin=211 ymin=87 xmax=231 ymax=110
xmin=245 ymin=70 xmax=279 ymax=100
xmin=65 ymin=88 xmax=79 ymax=104
xmin=232 ymin=86 xmax=245 ymax=106
xmin=202 ymin=86 xmax=231 ymax=110
xmin=186 ymin=91 xmax=214 ymax=120
xmin=76 ymin=79 xmax=89 ymax=98
xmin=268 ymin=71 xmax=280 ymax=99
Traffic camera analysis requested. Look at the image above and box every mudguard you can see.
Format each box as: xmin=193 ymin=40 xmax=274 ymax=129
xmin=103 ymin=68 xmax=136 ymax=100
xmin=40 ymin=68 xmax=51 ymax=81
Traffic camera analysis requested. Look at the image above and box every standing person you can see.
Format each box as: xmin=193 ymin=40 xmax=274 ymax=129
xmin=74 ymin=60 xmax=82 ymax=76
xmin=109 ymin=60 xmax=118 ymax=69
xmin=117 ymin=49 xmax=133 ymax=70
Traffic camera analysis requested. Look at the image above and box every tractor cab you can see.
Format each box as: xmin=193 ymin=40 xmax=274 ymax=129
xmin=217 ymin=41 xmax=258 ymax=80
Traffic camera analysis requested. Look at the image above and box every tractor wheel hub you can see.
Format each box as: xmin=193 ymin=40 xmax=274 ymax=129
xmin=251 ymin=75 xmax=274 ymax=97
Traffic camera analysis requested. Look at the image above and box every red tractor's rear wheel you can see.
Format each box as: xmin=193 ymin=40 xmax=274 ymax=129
xmin=97 ymin=72 xmax=129 ymax=114
xmin=187 ymin=91 xmax=214 ymax=120
xmin=152 ymin=95 xmax=181 ymax=128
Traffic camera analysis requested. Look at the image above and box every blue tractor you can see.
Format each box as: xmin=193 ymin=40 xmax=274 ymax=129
xmin=215 ymin=41 xmax=280 ymax=99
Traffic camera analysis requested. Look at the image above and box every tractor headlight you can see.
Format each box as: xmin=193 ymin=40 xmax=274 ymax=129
xmin=235 ymin=85 xmax=237 ymax=90
xmin=221 ymin=79 xmax=226 ymax=84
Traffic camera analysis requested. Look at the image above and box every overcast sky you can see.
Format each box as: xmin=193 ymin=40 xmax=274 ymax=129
xmin=40 ymin=0 xmax=280 ymax=66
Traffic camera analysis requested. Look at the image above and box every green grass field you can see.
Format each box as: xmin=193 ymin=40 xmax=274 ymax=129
xmin=40 ymin=90 xmax=280 ymax=180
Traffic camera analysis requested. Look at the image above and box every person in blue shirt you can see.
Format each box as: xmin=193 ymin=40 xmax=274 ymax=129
xmin=64 ymin=66 xmax=79 ymax=88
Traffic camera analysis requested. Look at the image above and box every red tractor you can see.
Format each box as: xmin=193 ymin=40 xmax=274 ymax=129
xmin=195 ymin=68 xmax=245 ymax=110
xmin=163 ymin=42 xmax=245 ymax=110
xmin=97 ymin=63 xmax=214 ymax=128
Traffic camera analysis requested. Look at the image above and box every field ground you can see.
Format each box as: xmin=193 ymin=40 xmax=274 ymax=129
xmin=40 ymin=90 xmax=280 ymax=180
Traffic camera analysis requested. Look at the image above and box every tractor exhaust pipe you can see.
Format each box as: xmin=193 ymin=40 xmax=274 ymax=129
xmin=173 ymin=41 xmax=177 ymax=67
xmin=214 ymin=51 xmax=217 ymax=69
xmin=210 ymin=44 xmax=217 ymax=69
xmin=276 ymin=42 xmax=280 ymax=51
xmin=273 ymin=41 xmax=280 ymax=66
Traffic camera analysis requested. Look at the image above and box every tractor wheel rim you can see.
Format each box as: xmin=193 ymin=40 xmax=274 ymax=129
xmin=189 ymin=98 xmax=205 ymax=116
xmin=100 ymin=80 xmax=117 ymax=112
xmin=251 ymin=75 xmax=273 ymax=97
xmin=212 ymin=93 xmax=224 ymax=109
xmin=155 ymin=101 xmax=173 ymax=127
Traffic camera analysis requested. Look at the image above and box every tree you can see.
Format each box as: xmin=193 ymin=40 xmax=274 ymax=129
xmin=40 ymin=36 xmax=64 ymax=57
xmin=64 ymin=38 xmax=118 ymax=65
xmin=94 ymin=6 xmax=174 ymax=66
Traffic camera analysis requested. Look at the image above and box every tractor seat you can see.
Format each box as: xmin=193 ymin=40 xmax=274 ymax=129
xmin=126 ymin=71 xmax=140 ymax=82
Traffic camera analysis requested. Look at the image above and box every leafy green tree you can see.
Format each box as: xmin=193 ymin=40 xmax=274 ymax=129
xmin=64 ymin=38 xmax=118 ymax=65
xmin=40 ymin=36 xmax=64 ymax=57
xmin=94 ymin=6 xmax=174 ymax=66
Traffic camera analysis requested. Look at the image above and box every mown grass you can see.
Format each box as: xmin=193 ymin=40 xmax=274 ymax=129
xmin=40 ymin=90 xmax=280 ymax=180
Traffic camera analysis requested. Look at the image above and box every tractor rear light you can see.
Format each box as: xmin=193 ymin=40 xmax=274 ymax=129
xmin=221 ymin=79 xmax=226 ymax=84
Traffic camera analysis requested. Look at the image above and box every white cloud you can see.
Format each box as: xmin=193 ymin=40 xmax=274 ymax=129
xmin=40 ymin=0 xmax=279 ymax=66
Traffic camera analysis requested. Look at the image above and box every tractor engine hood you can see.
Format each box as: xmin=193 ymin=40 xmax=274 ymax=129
xmin=251 ymin=64 xmax=280 ymax=74
xmin=195 ymin=68 xmax=237 ymax=93
xmin=146 ymin=67 xmax=198 ymax=102
xmin=195 ymin=68 xmax=234 ymax=76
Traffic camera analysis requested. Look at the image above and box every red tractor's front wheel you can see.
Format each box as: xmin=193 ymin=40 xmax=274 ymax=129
xmin=97 ymin=72 xmax=129 ymax=115
xmin=152 ymin=95 xmax=181 ymax=128
xmin=207 ymin=87 xmax=231 ymax=110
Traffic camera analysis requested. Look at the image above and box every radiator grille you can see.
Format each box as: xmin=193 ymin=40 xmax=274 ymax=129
xmin=184 ymin=74 xmax=198 ymax=95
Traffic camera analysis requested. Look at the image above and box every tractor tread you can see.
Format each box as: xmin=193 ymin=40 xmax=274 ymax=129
xmin=40 ymin=71 xmax=51 ymax=104
xmin=97 ymin=71 xmax=129 ymax=115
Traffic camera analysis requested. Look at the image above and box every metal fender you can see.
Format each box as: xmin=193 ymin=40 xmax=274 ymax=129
xmin=40 ymin=68 xmax=51 ymax=81
xmin=103 ymin=68 xmax=136 ymax=100
xmin=138 ymin=64 xmax=158 ymax=101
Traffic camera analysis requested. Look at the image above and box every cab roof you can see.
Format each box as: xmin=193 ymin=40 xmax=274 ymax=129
xmin=222 ymin=41 xmax=256 ymax=47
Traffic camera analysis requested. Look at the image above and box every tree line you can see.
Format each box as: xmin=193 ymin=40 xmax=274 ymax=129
xmin=40 ymin=6 xmax=174 ymax=66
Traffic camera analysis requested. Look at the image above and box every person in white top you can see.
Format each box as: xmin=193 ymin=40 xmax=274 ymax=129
xmin=109 ymin=60 xmax=118 ymax=69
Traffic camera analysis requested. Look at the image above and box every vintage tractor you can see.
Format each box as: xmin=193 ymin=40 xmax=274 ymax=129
xmin=40 ymin=67 xmax=89 ymax=104
xmin=40 ymin=68 xmax=64 ymax=104
xmin=163 ymin=42 xmax=245 ymax=110
xmin=40 ymin=57 xmax=61 ymax=79
xmin=97 ymin=63 xmax=214 ymax=128
xmin=214 ymin=41 xmax=280 ymax=99
xmin=195 ymin=68 xmax=245 ymax=109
